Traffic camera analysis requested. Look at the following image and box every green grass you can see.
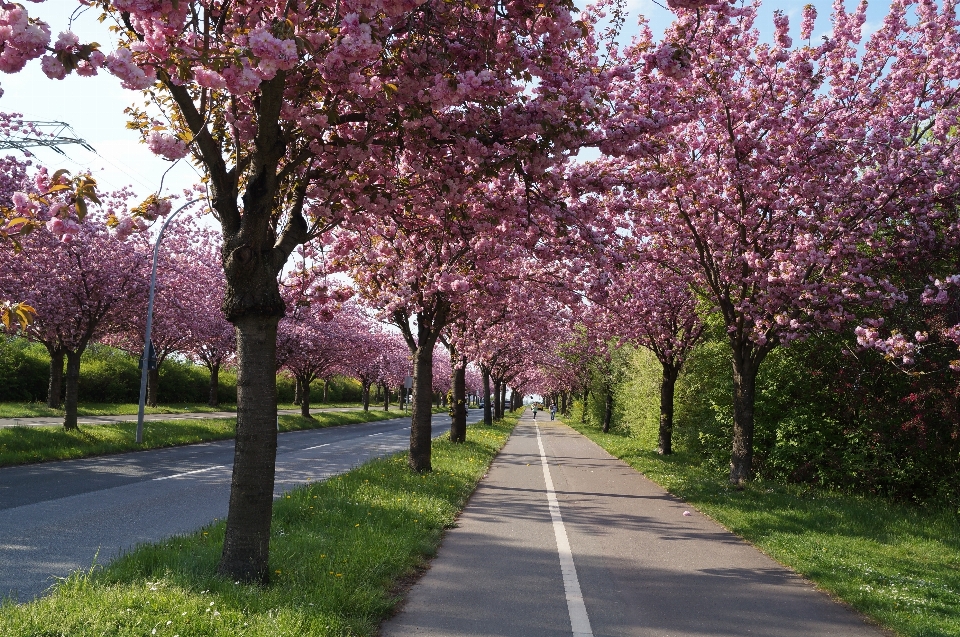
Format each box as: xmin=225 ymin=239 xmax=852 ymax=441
xmin=0 ymin=410 xmax=400 ymax=468
xmin=0 ymin=402 xmax=364 ymax=418
xmin=564 ymin=413 xmax=960 ymax=637
xmin=0 ymin=416 xmax=517 ymax=636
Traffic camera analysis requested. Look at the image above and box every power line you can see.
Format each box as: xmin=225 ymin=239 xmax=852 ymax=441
xmin=0 ymin=120 xmax=96 ymax=156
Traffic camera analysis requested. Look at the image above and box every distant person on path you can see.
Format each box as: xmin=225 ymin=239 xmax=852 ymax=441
xmin=532 ymin=404 xmax=538 ymax=419
xmin=550 ymin=403 xmax=557 ymax=420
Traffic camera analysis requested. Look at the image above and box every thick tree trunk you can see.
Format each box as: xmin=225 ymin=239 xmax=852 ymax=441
xmin=729 ymin=353 xmax=761 ymax=485
xmin=602 ymin=388 xmax=613 ymax=433
xmin=581 ymin=388 xmax=590 ymax=423
xmin=208 ymin=362 xmax=220 ymax=407
xmin=299 ymin=376 xmax=313 ymax=419
xmin=362 ymin=381 xmax=370 ymax=411
xmin=560 ymin=391 xmax=567 ymax=415
xmin=46 ymin=348 xmax=64 ymax=409
xmin=383 ymin=383 xmax=390 ymax=411
xmin=658 ymin=364 xmax=679 ymax=455
xmin=63 ymin=349 xmax=82 ymax=430
xmin=482 ymin=369 xmax=493 ymax=426
xmin=450 ymin=360 xmax=467 ymax=443
xmin=409 ymin=343 xmax=436 ymax=472
xmin=217 ymin=314 xmax=280 ymax=584
xmin=147 ymin=367 xmax=160 ymax=407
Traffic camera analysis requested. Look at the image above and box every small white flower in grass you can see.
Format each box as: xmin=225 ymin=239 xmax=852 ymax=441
xmin=166 ymin=620 xmax=172 ymax=625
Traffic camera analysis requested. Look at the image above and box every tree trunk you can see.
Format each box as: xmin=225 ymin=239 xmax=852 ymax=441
xmin=299 ymin=375 xmax=313 ymax=419
xmin=409 ymin=342 xmax=436 ymax=472
xmin=658 ymin=364 xmax=679 ymax=455
xmin=492 ymin=379 xmax=501 ymax=419
xmin=374 ymin=382 xmax=381 ymax=402
xmin=217 ymin=314 xmax=280 ymax=584
xmin=147 ymin=367 xmax=160 ymax=407
xmin=63 ymin=349 xmax=82 ymax=430
xmin=560 ymin=391 xmax=568 ymax=415
xmin=293 ymin=376 xmax=301 ymax=406
xmin=581 ymin=388 xmax=589 ymax=423
xmin=46 ymin=348 xmax=64 ymax=409
xmin=383 ymin=383 xmax=390 ymax=411
xmin=602 ymin=387 xmax=613 ymax=433
xmin=729 ymin=353 xmax=760 ymax=485
xmin=362 ymin=381 xmax=370 ymax=411
xmin=482 ymin=369 xmax=493 ymax=426
xmin=208 ymin=362 xmax=220 ymax=407
xmin=500 ymin=383 xmax=507 ymax=416
xmin=450 ymin=359 xmax=466 ymax=443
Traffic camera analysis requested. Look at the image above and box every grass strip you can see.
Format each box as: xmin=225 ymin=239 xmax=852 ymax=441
xmin=0 ymin=415 xmax=517 ymax=636
xmin=564 ymin=415 xmax=960 ymax=637
xmin=0 ymin=402 xmax=364 ymax=418
xmin=0 ymin=410 xmax=399 ymax=468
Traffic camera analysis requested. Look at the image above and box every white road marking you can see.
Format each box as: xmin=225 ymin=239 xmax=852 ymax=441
xmin=536 ymin=424 xmax=594 ymax=637
xmin=153 ymin=465 xmax=225 ymax=481
xmin=304 ymin=443 xmax=331 ymax=450
xmin=367 ymin=432 xmax=385 ymax=437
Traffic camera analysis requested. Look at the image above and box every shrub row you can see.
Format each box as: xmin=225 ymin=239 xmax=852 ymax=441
xmin=0 ymin=337 xmax=362 ymax=406
xmin=584 ymin=331 xmax=960 ymax=508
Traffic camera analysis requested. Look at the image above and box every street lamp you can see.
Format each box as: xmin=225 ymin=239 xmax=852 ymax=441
xmin=136 ymin=199 xmax=202 ymax=444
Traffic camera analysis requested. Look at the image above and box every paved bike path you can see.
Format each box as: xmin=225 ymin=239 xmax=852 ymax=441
xmin=381 ymin=413 xmax=887 ymax=637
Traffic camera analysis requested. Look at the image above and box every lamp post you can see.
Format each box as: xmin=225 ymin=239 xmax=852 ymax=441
xmin=136 ymin=199 xmax=201 ymax=444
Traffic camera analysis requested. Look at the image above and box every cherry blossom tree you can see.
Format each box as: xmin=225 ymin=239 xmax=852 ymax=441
xmin=0 ymin=203 xmax=147 ymax=426
xmin=594 ymin=1 xmax=960 ymax=484
xmin=586 ymin=243 xmax=704 ymax=453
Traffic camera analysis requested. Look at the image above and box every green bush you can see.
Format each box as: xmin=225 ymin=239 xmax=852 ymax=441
xmin=0 ymin=338 xmax=49 ymax=402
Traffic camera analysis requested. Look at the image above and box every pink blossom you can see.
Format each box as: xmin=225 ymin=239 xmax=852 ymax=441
xmin=105 ymin=48 xmax=156 ymax=90
xmin=146 ymin=131 xmax=189 ymax=161
xmin=193 ymin=68 xmax=227 ymax=90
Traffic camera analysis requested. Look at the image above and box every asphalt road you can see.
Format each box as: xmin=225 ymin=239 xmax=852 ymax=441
xmin=0 ymin=410 xmax=474 ymax=602
xmin=382 ymin=413 xmax=887 ymax=637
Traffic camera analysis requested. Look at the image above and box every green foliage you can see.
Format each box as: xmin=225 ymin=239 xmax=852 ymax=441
xmin=580 ymin=321 xmax=960 ymax=507
xmin=0 ymin=338 xmax=49 ymax=402
xmin=277 ymin=376 xmax=363 ymax=404
xmin=0 ymin=418 xmax=516 ymax=636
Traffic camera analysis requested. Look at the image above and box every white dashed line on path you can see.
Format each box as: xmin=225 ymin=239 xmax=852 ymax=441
xmin=536 ymin=423 xmax=594 ymax=637
xmin=304 ymin=443 xmax=331 ymax=450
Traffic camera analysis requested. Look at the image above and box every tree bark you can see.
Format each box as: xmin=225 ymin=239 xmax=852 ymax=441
xmin=500 ymin=383 xmax=507 ymax=415
xmin=729 ymin=353 xmax=760 ymax=485
xmin=492 ymin=379 xmax=501 ymax=419
xmin=450 ymin=358 xmax=466 ymax=443
xmin=299 ymin=375 xmax=313 ymax=419
xmin=46 ymin=348 xmax=64 ymax=409
xmin=560 ymin=391 xmax=567 ymax=415
xmin=217 ymin=314 xmax=280 ymax=584
xmin=482 ymin=368 xmax=493 ymax=426
xmin=208 ymin=362 xmax=220 ymax=407
xmin=409 ymin=341 xmax=436 ymax=472
xmin=362 ymin=381 xmax=370 ymax=411
xmin=63 ymin=349 xmax=82 ymax=430
xmin=147 ymin=367 xmax=160 ymax=407
xmin=602 ymin=387 xmax=613 ymax=433
xmin=383 ymin=383 xmax=390 ymax=411
xmin=658 ymin=364 xmax=679 ymax=455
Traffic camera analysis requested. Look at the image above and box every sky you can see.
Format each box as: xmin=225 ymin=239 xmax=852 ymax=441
xmin=1 ymin=1 xmax=896 ymax=200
